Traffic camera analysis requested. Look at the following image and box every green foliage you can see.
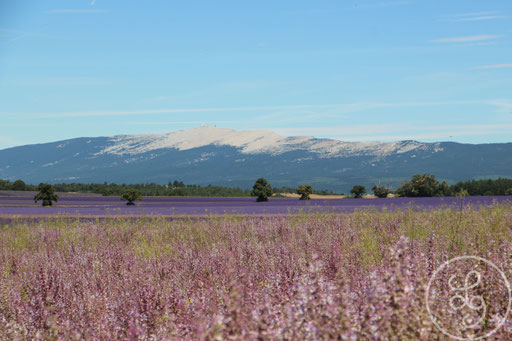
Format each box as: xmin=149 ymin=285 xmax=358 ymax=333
xmin=34 ymin=183 xmax=59 ymax=206
xmin=251 ymin=178 xmax=273 ymax=202
xmin=274 ymin=186 xmax=337 ymax=196
xmin=371 ymin=184 xmax=389 ymax=198
xmin=350 ymin=185 xmax=366 ymax=198
xmin=296 ymin=184 xmax=314 ymax=200
xmin=450 ymin=178 xmax=512 ymax=196
xmin=6 ymin=176 xmax=512 ymax=198
xmin=315 ymin=189 xmax=339 ymax=195
xmin=455 ymin=188 xmax=469 ymax=197
xmin=169 ymin=180 xmax=185 ymax=187
xmin=47 ymin=181 xmax=252 ymax=197
xmin=0 ymin=179 xmax=36 ymax=191
xmin=396 ymin=173 xmax=446 ymax=197
xmin=272 ymin=186 xmax=296 ymax=194
xmin=0 ymin=179 xmax=10 ymax=190
xmin=438 ymin=180 xmax=450 ymax=196
xmin=121 ymin=189 xmax=142 ymax=205
xmin=11 ymin=180 xmax=27 ymax=191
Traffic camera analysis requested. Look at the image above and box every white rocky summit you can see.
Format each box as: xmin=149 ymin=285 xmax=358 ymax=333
xmin=97 ymin=126 xmax=443 ymax=158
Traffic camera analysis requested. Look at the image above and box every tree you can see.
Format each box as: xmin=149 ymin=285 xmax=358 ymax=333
xmin=296 ymin=184 xmax=314 ymax=200
xmin=121 ymin=189 xmax=142 ymax=205
xmin=251 ymin=178 xmax=273 ymax=202
xmin=0 ymin=179 xmax=11 ymax=190
xmin=372 ymin=184 xmax=389 ymax=198
xmin=350 ymin=185 xmax=366 ymax=198
xmin=396 ymin=173 xmax=443 ymax=197
xmin=505 ymin=188 xmax=512 ymax=196
xmin=34 ymin=183 xmax=59 ymax=207
xmin=12 ymin=179 xmax=27 ymax=191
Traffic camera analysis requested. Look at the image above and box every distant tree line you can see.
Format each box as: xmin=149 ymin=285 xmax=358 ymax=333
xmin=450 ymin=178 xmax=512 ymax=196
xmin=273 ymin=186 xmax=339 ymax=196
xmin=53 ymin=181 xmax=254 ymax=197
xmin=370 ymin=174 xmax=512 ymax=198
xmin=0 ymin=179 xmax=252 ymax=197
xmin=0 ymin=179 xmax=33 ymax=191
xmin=0 ymin=179 xmax=339 ymax=197
xmin=392 ymin=174 xmax=512 ymax=197
xmin=2 ymin=176 xmax=512 ymax=198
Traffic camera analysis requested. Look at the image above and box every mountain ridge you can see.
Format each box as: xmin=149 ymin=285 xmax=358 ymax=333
xmin=1 ymin=126 xmax=511 ymax=192
xmin=31 ymin=126 xmax=445 ymax=157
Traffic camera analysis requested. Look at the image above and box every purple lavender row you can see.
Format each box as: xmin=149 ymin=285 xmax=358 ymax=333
xmin=1 ymin=196 xmax=510 ymax=216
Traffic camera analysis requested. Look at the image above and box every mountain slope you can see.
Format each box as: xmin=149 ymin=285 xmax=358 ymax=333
xmin=91 ymin=126 xmax=443 ymax=157
xmin=1 ymin=126 xmax=511 ymax=192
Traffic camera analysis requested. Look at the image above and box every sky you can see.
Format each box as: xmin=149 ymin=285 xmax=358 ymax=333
xmin=0 ymin=0 xmax=511 ymax=149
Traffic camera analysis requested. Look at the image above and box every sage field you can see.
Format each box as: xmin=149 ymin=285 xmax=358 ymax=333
xmin=1 ymin=202 xmax=512 ymax=339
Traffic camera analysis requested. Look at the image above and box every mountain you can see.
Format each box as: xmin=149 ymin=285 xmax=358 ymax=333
xmin=1 ymin=126 xmax=511 ymax=192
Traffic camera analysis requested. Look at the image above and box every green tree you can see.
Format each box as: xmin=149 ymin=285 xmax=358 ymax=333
xmin=371 ymin=184 xmax=389 ymax=198
xmin=251 ymin=178 xmax=273 ymax=202
xmin=350 ymin=185 xmax=366 ymax=198
xmin=121 ymin=189 xmax=142 ymax=205
xmin=396 ymin=173 xmax=444 ymax=197
xmin=12 ymin=179 xmax=27 ymax=191
xmin=34 ymin=183 xmax=59 ymax=207
xmin=296 ymin=184 xmax=314 ymax=200
xmin=505 ymin=188 xmax=512 ymax=196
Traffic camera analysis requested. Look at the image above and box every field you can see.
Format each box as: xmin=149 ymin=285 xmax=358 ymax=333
xmin=1 ymin=196 xmax=512 ymax=339
xmin=0 ymin=194 xmax=510 ymax=217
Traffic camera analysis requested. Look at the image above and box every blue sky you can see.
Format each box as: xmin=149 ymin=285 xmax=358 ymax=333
xmin=1 ymin=0 xmax=511 ymax=149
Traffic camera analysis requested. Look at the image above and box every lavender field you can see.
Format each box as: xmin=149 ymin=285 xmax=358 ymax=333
xmin=1 ymin=200 xmax=512 ymax=339
xmin=0 ymin=194 xmax=511 ymax=217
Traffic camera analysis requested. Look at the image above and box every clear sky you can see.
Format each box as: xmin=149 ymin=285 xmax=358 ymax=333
xmin=1 ymin=0 xmax=511 ymax=149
